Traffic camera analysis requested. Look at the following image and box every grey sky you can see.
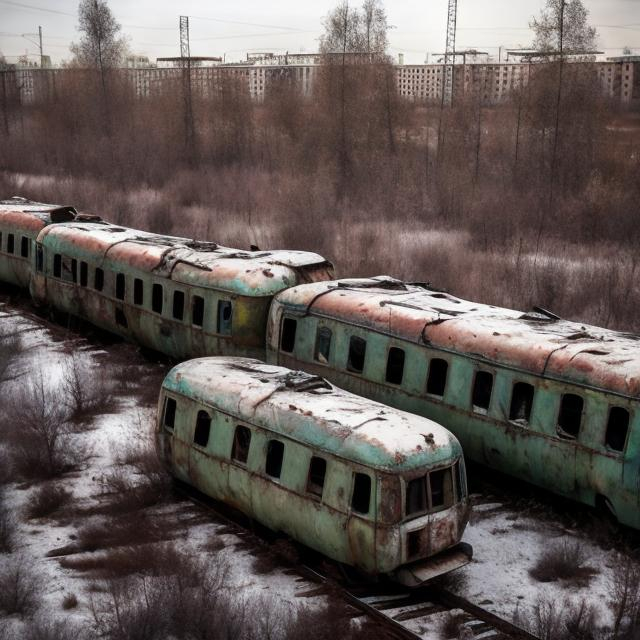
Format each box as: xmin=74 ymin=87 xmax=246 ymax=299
xmin=1 ymin=0 xmax=639 ymax=65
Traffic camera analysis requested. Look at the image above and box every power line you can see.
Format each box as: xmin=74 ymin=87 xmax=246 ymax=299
xmin=189 ymin=15 xmax=308 ymax=33
xmin=0 ymin=0 xmax=74 ymax=17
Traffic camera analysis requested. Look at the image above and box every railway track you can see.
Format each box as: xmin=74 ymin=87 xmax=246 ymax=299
xmin=177 ymin=483 xmax=538 ymax=640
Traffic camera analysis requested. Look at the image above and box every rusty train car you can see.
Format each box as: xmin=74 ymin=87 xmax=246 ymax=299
xmin=267 ymin=276 xmax=640 ymax=530
xmin=157 ymin=357 xmax=472 ymax=585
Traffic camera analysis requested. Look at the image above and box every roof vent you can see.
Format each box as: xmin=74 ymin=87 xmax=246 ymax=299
xmin=49 ymin=206 xmax=77 ymax=223
xmin=520 ymin=306 xmax=560 ymax=322
xmin=337 ymin=276 xmax=407 ymax=291
xmin=283 ymin=371 xmax=331 ymax=392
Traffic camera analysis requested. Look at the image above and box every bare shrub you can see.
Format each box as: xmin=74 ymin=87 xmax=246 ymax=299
xmin=439 ymin=612 xmax=468 ymax=639
xmin=62 ymin=593 xmax=78 ymax=610
xmin=75 ymin=513 xmax=167 ymax=552
xmin=23 ymin=617 xmax=89 ymax=640
xmin=610 ymin=559 xmax=640 ymax=639
xmin=513 ymin=596 xmax=600 ymax=640
xmin=0 ymin=555 xmax=40 ymax=617
xmin=0 ymin=325 xmax=23 ymax=386
xmin=529 ymin=539 xmax=597 ymax=587
xmin=26 ymin=483 xmax=73 ymax=519
xmin=0 ymin=491 xmax=16 ymax=553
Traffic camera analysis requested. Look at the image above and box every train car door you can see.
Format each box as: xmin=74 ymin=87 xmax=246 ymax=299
xmin=346 ymin=470 xmax=377 ymax=572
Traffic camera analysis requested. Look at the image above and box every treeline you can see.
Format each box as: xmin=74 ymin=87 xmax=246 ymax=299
xmin=1 ymin=59 xmax=639 ymax=329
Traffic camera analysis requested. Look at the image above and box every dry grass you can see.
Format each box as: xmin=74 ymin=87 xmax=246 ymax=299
xmin=0 ymin=555 xmax=40 ymax=617
xmin=26 ymin=483 xmax=73 ymax=519
xmin=0 ymin=490 xmax=15 ymax=553
xmin=529 ymin=539 xmax=598 ymax=587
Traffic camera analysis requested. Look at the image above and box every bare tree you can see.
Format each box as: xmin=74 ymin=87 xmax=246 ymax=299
xmin=530 ymin=0 xmax=598 ymax=54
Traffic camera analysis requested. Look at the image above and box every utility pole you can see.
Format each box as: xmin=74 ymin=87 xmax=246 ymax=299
xmin=180 ymin=15 xmax=195 ymax=159
xmin=38 ymin=26 xmax=43 ymax=67
xmin=442 ymin=0 xmax=457 ymax=106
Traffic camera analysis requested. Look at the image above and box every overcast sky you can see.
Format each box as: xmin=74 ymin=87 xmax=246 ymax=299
xmin=1 ymin=0 xmax=639 ymax=65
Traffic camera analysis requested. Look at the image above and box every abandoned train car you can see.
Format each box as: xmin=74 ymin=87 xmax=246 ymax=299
xmin=157 ymin=357 xmax=472 ymax=585
xmin=28 ymin=221 xmax=333 ymax=360
xmin=267 ymin=276 xmax=640 ymax=529
xmin=0 ymin=197 xmax=77 ymax=288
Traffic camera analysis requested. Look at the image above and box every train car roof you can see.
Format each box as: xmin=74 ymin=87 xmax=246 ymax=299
xmin=274 ymin=276 xmax=640 ymax=399
xmin=163 ymin=357 xmax=461 ymax=473
xmin=38 ymin=222 xmax=333 ymax=296
xmin=0 ymin=197 xmax=78 ymax=232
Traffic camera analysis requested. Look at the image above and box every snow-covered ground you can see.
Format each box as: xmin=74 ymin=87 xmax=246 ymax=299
xmin=0 ymin=299 xmax=636 ymax=639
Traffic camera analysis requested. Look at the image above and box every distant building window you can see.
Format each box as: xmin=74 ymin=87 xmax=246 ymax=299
xmin=557 ymin=393 xmax=583 ymax=439
xmin=347 ymin=336 xmax=367 ymax=373
xmin=163 ymin=397 xmax=176 ymax=429
xmin=53 ymin=254 xmax=62 ymax=278
xmin=173 ymin=290 xmax=185 ymax=321
xmin=314 ymin=326 xmax=332 ymax=364
xmin=280 ymin=317 xmax=297 ymax=353
xmin=192 ymin=295 xmax=204 ymax=327
xmin=217 ymin=300 xmax=233 ymax=335
xmin=509 ymin=382 xmax=534 ymax=424
xmin=115 ymin=273 xmax=125 ymax=300
xmin=265 ymin=440 xmax=284 ymax=479
xmin=193 ymin=410 xmax=211 ymax=448
xmin=472 ymin=371 xmax=493 ymax=413
xmin=133 ymin=278 xmax=144 ymax=305
xmin=152 ymin=284 xmax=163 ymax=314
xmin=351 ymin=473 xmax=371 ymax=514
xmin=606 ymin=406 xmax=630 ymax=452
xmin=94 ymin=267 xmax=104 ymax=292
xmin=20 ymin=236 xmax=29 ymax=258
xmin=231 ymin=425 xmax=251 ymax=464
xmin=385 ymin=347 xmax=405 ymax=385
xmin=426 ymin=358 xmax=448 ymax=397
xmin=306 ymin=456 xmax=326 ymax=498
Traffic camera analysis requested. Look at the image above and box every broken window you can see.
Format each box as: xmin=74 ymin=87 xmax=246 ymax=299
xmin=193 ymin=410 xmax=211 ymax=448
xmin=472 ymin=371 xmax=493 ymax=413
xmin=152 ymin=284 xmax=163 ymax=314
xmin=0 ymin=232 xmax=2 ymax=251
xmin=386 ymin=347 xmax=405 ymax=385
xmin=35 ymin=244 xmax=43 ymax=272
xmin=406 ymin=477 xmax=427 ymax=516
xmin=133 ymin=278 xmax=143 ymax=305
xmin=314 ymin=326 xmax=332 ymax=364
xmin=265 ymin=440 xmax=284 ymax=479
xmin=192 ymin=295 xmax=204 ymax=327
xmin=20 ymin=236 xmax=29 ymax=258
xmin=79 ymin=262 xmax=88 ymax=287
xmin=115 ymin=273 xmax=125 ymax=300
xmin=347 ymin=336 xmax=367 ymax=374
xmin=557 ymin=393 xmax=583 ymax=439
xmin=509 ymin=382 xmax=534 ymax=424
xmin=231 ymin=425 xmax=251 ymax=464
xmin=217 ymin=300 xmax=233 ymax=335
xmin=426 ymin=358 xmax=448 ymax=397
xmin=115 ymin=308 xmax=128 ymax=328
xmin=407 ymin=529 xmax=422 ymax=559
xmin=53 ymin=254 xmax=62 ymax=278
xmin=454 ymin=460 xmax=467 ymax=501
xmin=71 ymin=259 xmax=77 ymax=284
xmin=351 ymin=473 xmax=371 ymax=514
xmin=7 ymin=234 xmax=14 ymax=254
xmin=163 ymin=397 xmax=176 ymax=430
xmin=94 ymin=267 xmax=104 ymax=292
xmin=280 ymin=317 xmax=297 ymax=353
xmin=173 ymin=290 xmax=185 ymax=321
xmin=605 ymin=406 xmax=630 ymax=452
xmin=429 ymin=467 xmax=453 ymax=510
xmin=306 ymin=456 xmax=326 ymax=498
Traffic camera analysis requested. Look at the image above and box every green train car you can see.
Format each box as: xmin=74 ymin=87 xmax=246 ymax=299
xmin=266 ymin=276 xmax=640 ymax=529
xmin=156 ymin=357 xmax=472 ymax=585
xmin=29 ymin=221 xmax=333 ymax=360
xmin=0 ymin=198 xmax=77 ymax=288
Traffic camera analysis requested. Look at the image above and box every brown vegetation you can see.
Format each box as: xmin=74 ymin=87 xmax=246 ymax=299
xmin=529 ymin=539 xmax=597 ymax=587
xmin=26 ymin=483 xmax=73 ymax=519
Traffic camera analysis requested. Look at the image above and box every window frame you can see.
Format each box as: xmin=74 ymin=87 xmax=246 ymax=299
xmin=509 ymin=381 xmax=535 ymax=425
xmin=351 ymin=472 xmax=372 ymax=515
xmin=347 ymin=335 xmax=367 ymax=374
xmin=163 ymin=396 xmax=177 ymax=430
xmin=471 ymin=370 xmax=494 ymax=414
xmin=193 ymin=409 xmax=212 ymax=448
xmin=385 ymin=346 xmax=405 ymax=386
xmin=231 ymin=425 xmax=251 ymax=465
xmin=306 ymin=455 xmax=327 ymax=499
xmin=426 ymin=357 xmax=448 ymax=398
xmin=313 ymin=326 xmax=332 ymax=364
xmin=556 ymin=392 xmax=584 ymax=440
xmin=604 ymin=405 xmax=631 ymax=454
xmin=280 ymin=316 xmax=297 ymax=353
xmin=265 ymin=439 xmax=285 ymax=479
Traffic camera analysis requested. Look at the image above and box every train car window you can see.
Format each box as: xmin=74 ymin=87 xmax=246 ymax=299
xmin=306 ymin=456 xmax=326 ymax=498
xmin=192 ymin=295 xmax=204 ymax=327
xmin=79 ymin=262 xmax=88 ymax=287
xmin=94 ymin=267 xmax=104 ymax=292
xmin=7 ymin=234 xmax=14 ymax=254
xmin=152 ymin=284 xmax=163 ymax=314
xmin=115 ymin=273 xmax=125 ymax=300
xmin=605 ymin=407 xmax=630 ymax=452
xmin=386 ymin=347 xmax=405 ymax=385
xmin=509 ymin=382 xmax=534 ymax=424
xmin=217 ymin=301 xmax=233 ymax=335
xmin=0 ymin=232 xmax=2 ymax=251
xmin=472 ymin=371 xmax=493 ymax=413
xmin=71 ymin=259 xmax=78 ymax=284
xmin=231 ymin=425 xmax=251 ymax=464
xmin=351 ymin=473 xmax=371 ymax=515
xmin=35 ymin=244 xmax=43 ymax=272
xmin=20 ymin=236 xmax=29 ymax=258
xmin=173 ymin=291 xmax=185 ymax=321
xmin=347 ymin=336 xmax=367 ymax=373
xmin=265 ymin=440 xmax=284 ymax=479
xmin=163 ymin=397 xmax=176 ymax=430
xmin=454 ymin=460 xmax=467 ymax=501
xmin=406 ymin=477 xmax=427 ymax=516
xmin=133 ymin=278 xmax=144 ymax=305
xmin=557 ymin=393 xmax=583 ymax=439
xmin=429 ymin=467 xmax=454 ymax=510
xmin=280 ymin=317 xmax=297 ymax=352
xmin=426 ymin=358 xmax=448 ymax=397
xmin=53 ymin=254 xmax=62 ymax=278
xmin=115 ymin=309 xmax=128 ymax=328
xmin=193 ymin=410 xmax=211 ymax=448
xmin=314 ymin=327 xmax=332 ymax=364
